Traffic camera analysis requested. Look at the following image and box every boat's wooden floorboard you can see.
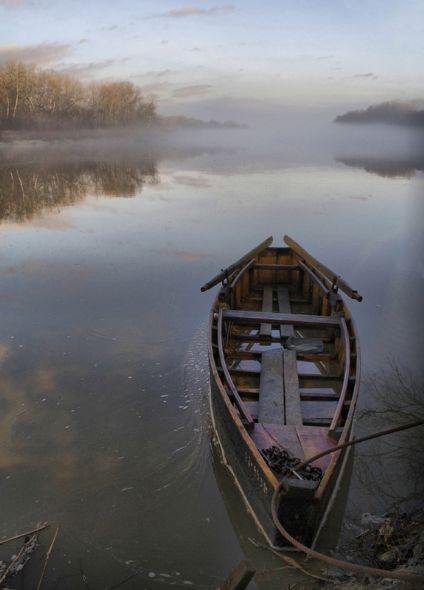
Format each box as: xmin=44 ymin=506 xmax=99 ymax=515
xmin=253 ymin=423 xmax=304 ymax=461
xmin=227 ymin=282 xmax=342 ymax=434
xmin=301 ymin=400 xmax=338 ymax=421
xmin=252 ymin=424 xmax=334 ymax=472
xmin=284 ymin=349 xmax=303 ymax=425
xmin=260 ymin=286 xmax=273 ymax=336
xmin=259 ymin=348 xmax=285 ymax=424
xmin=278 ymin=287 xmax=294 ymax=338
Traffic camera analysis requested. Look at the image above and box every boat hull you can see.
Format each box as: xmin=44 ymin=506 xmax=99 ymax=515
xmin=203 ymin=237 xmax=361 ymax=547
xmin=209 ymin=360 xmax=352 ymax=546
xmin=209 ymin=368 xmax=277 ymax=544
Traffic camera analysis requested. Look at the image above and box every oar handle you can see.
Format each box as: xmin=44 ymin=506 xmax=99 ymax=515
xmin=200 ymin=236 xmax=273 ymax=292
xmin=284 ymin=235 xmax=363 ymax=302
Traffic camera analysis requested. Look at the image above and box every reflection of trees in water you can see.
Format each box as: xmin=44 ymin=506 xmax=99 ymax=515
xmin=336 ymin=157 xmax=424 ymax=178
xmin=355 ymin=363 xmax=424 ymax=510
xmin=0 ymin=159 xmax=158 ymax=222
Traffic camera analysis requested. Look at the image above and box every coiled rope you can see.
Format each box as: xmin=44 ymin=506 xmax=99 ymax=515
xmin=270 ymin=418 xmax=424 ymax=583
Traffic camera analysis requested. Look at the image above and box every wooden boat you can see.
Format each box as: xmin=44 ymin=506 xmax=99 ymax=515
xmin=201 ymin=235 xmax=362 ymax=547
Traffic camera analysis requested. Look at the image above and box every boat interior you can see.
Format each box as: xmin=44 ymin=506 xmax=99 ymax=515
xmin=210 ymin=237 xmax=361 ymax=492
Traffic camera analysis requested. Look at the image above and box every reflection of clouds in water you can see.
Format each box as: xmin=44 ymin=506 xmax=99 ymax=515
xmin=2 ymin=259 xmax=89 ymax=275
xmin=0 ymin=358 xmax=122 ymax=485
xmin=0 ymin=342 xmax=10 ymax=364
xmin=80 ymin=316 xmax=179 ymax=362
xmin=154 ymin=322 xmax=210 ymax=495
xmin=0 ymin=364 xmax=58 ymax=470
xmin=153 ymin=248 xmax=212 ymax=261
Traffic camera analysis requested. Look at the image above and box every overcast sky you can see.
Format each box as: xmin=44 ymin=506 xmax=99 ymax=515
xmin=1 ymin=0 xmax=423 ymax=120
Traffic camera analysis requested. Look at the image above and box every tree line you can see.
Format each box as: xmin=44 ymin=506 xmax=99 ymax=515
xmin=0 ymin=62 xmax=157 ymax=130
xmin=334 ymin=100 xmax=424 ymax=127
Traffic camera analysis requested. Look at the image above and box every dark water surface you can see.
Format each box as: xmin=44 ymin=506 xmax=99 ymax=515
xmin=0 ymin=130 xmax=423 ymax=588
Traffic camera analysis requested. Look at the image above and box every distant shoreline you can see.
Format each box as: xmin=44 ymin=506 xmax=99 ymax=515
xmin=0 ymin=118 xmax=246 ymax=144
xmin=0 ymin=62 xmax=245 ymax=140
xmin=334 ymin=100 xmax=424 ymax=128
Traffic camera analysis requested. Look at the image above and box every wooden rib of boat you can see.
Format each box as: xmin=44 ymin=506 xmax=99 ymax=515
xmin=201 ymin=235 xmax=362 ymax=547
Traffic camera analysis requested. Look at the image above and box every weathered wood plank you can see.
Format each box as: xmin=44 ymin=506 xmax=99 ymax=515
xmin=295 ymin=426 xmax=334 ymax=471
xmin=225 ymin=349 xmax=335 ymax=362
xmin=260 ymin=286 xmax=273 ymax=336
xmin=229 ymin=366 xmax=342 ymax=382
xmin=237 ymin=386 xmax=260 ymax=396
xmin=220 ymin=559 xmax=255 ymax=590
xmin=301 ymin=400 xmax=338 ymax=421
xmin=283 ymin=349 xmax=302 ymax=425
xmin=258 ymin=348 xmax=285 ymax=425
xmin=252 ymin=423 xmax=304 ymax=460
xmin=330 ymin=317 xmax=351 ymax=432
xmin=300 ymin=388 xmax=338 ymax=401
xmin=217 ymin=308 xmax=254 ymax=427
xmin=254 ymin=263 xmax=300 ymax=271
xmin=243 ymin=400 xmax=259 ymax=418
xmin=277 ymin=286 xmax=294 ymax=338
xmin=222 ymin=309 xmax=340 ymax=328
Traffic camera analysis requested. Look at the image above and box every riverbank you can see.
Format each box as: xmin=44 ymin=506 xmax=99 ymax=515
xmin=323 ymin=508 xmax=424 ymax=588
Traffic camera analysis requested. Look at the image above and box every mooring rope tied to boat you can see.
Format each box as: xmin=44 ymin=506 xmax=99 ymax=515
xmin=271 ymin=418 xmax=424 ymax=583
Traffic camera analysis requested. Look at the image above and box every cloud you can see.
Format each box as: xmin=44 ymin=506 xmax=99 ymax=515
xmin=154 ymin=4 xmax=234 ymax=18
xmin=58 ymin=58 xmax=129 ymax=78
xmin=172 ymin=84 xmax=212 ymax=98
xmin=137 ymin=80 xmax=173 ymax=95
xmin=0 ymin=0 xmax=30 ymax=5
xmin=99 ymin=24 xmax=119 ymax=31
xmin=354 ymin=72 xmax=376 ymax=78
xmin=0 ymin=42 xmax=71 ymax=65
xmin=143 ymin=69 xmax=173 ymax=78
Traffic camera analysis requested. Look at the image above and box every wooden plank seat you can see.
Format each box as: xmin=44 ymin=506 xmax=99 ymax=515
xmin=286 ymin=337 xmax=324 ymax=353
xmin=254 ymin=263 xmax=300 ymax=271
xmin=222 ymin=309 xmax=340 ymax=328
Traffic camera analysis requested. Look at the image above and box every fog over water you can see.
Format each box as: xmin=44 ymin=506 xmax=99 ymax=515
xmin=0 ymin=121 xmax=423 ymax=588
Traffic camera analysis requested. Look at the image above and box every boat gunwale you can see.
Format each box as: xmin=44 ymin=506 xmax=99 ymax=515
xmin=217 ymin=306 xmax=255 ymax=427
xmin=207 ymin=298 xmax=280 ymax=492
xmin=230 ymin=258 xmax=255 ymax=291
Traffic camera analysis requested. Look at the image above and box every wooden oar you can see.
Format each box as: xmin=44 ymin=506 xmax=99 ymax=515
xmin=284 ymin=235 xmax=363 ymax=301
xmin=200 ymin=236 xmax=273 ymax=292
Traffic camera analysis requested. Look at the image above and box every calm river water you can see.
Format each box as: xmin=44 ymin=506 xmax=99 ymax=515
xmin=0 ymin=127 xmax=423 ymax=588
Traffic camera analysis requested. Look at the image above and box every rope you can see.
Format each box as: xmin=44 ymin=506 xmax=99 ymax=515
xmin=270 ymin=418 xmax=424 ymax=583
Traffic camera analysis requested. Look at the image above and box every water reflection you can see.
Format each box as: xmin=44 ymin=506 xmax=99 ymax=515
xmin=0 ymin=160 xmax=158 ymax=222
xmin=1 ymin=130 xmax=423 ymax=588
xmin=336 ymin=156 xmax=424 ymax=178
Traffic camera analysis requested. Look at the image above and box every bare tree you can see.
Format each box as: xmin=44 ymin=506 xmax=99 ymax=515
xmin=0 ymin=62 xmax=157 ymax=130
